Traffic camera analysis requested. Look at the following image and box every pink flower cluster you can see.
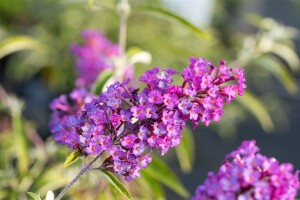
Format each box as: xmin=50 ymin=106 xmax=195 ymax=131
xmin=192 ymin=140 xmax=300 ymax=200
xmin=71 ymin=30 xmax=119 ymax=88
xmin=50 ymin=57 xmax=245 ymax=181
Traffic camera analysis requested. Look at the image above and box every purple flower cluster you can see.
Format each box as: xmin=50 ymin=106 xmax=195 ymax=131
xmin=50 ymin=88 xmax=96 ymax=148
xmin=50 ymin=57 xmax=245 ymax=181
xmin=192 ymin=140 xmax=300 ymax=200
xmin=71 ymin=30 xmax=119 ymax=88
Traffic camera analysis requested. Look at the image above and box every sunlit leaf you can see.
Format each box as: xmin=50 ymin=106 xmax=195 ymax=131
xmin=10 ymin=99 xmax=29 ymax=175
xmin=33 ymin=163 xmax=70 ymax=195
xmin=91 ymin=70 xmax=114 ymax=94
xmin=255 ymin=55 xmax=298 ymax=94
xmin=127 ymin=47 xmax=152 ymax=65
xmin=175 ymin=127 xmax=195 ymax=173
xmin=237 ymin=91 xmax=274 ymax=132
xmin=269 ymin=43 xmax=300 ymax=74
xmin=244 ymin=13 xmax=265 ymax=28
xmin=0 ymin=36 xmax=43 ymax=59
xmin=87 ymin=0 xmax=95 ymax=8
xmin=0 ymin=191 xmax=8 ymax=199
xmin=63 ymin=150 xmax=82 ymax=167
xmin=143 ymin=156 xmax=190 ymax=198
xmin=108 ymin=183 xmax=124 ymax=200
xmin=133 ymin=5 xmax=212 ymax=40
xmin=57 ymin=0 xmax=115 ymax=10
xmin=56 ymin=0 xmax=88 ymax=5
xmin=99 ymin=170 xmax=132 ymax=200
xmin=45 ymin=191 xmax=55 ymax=200
xmin=27 ymin=192 xmax=42 ymax=200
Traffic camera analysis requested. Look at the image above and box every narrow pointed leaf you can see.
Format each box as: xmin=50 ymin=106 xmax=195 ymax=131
xmin=138 ymin=171 xmax=166 ymax=200
xmin=63 ymin=150 xmax=82 ymax=167
xmin=91 ymin=70 xmax=114 ymax=94
xmin=99 ymin=170 xmax=132 ymax=200
xmin=12 ymin=110 xmax=29 ymax=175
xmin=237 ymin=91 xmax=274 ymax=132
xmin=143 ymin=156 xmax=190 ymax=198
xmin=27 ymin=192 xmax=42 ymax=200
xmin=134 ymin=6 xmax=212 ymax=40
xmin=270 ymin=43 xmax=300 ymax=74
xmin=256 ymin=56 xmax=298 ymax=94
xmin=46 ymin=191 xmax=55 ymax=200
xmin=127 ymin=47 xmax=152 ymax=65
xmin=87 ymin=0 xmax=95 ymax=8
xmin=244 ymin=13 xmax=265 ymax=28
xmin=0 ymin=36 xmax=43 ymax=59
xmin=175 ymin=127 xmax=195 ymax=173
xmin=108 ymin=183 xmax=124 ymax=200
xmin=57 ymin=0 xmax=92 ymax=5
xmin=58 ymin=0 xmax=115 ymax=10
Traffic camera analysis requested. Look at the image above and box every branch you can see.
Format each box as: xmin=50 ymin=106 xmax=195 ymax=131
xmin=55 ymin=152 xmax=103 ymax=200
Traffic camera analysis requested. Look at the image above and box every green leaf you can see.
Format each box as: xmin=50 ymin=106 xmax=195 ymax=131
xmin=244 ymin=13 xmax=265 ymax=28
xmin=139 ymin=171 xmax=165 ymax=200
xmin=256 ymin=55 xmax=298 ymax=94
xmin=127 ymin=47 xmax=152 ymax=65
xmin=45 ymin=191 xmax=55 ymax=200
xmin=87 ymin=0 xmax=95 ymax=8
xmin=12 ymin=108 xmax=29 ymax=176
xmin=133 ymin=6 xmax=212 ymax=40
xmin=57 ymin=0 xmax=115 ymax=11
xmin=63 ymin=150 xmax=82 ymax=167
xmin=175 ymin=127 xmax=195 ymax=173
xmin=0 ymin=36 xmax=43 ymax=59
xmin=237 ymin=91 xmax=274 ymax=132
xmin=99 ymin=170 xmax=132 ymax=200
xmin=27 ymin=192 xmax=42 ymax=200
xmin=107 ymin=183 xmax=125 ymax=200
xmin=269 ymin=43 xmax=300 ymax=74
xmin=91 ymin=70 xmax=114 ymax=94
xmin=143 ymin=156 xmax=190 ymax=198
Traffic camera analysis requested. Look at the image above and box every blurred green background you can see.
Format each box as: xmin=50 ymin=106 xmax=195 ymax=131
xmin=1 ymin=0 xmax=300 ymax=199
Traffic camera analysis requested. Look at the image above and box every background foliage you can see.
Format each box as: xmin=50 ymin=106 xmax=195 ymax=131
xmin=1 ymin=0 xmax=300 ymax=199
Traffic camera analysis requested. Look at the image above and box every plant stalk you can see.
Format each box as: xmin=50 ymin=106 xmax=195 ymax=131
xmin=118 ymin=0 xmax=130 ymax=56
xmin=55 ymin=153 xmax=103 ymax=200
